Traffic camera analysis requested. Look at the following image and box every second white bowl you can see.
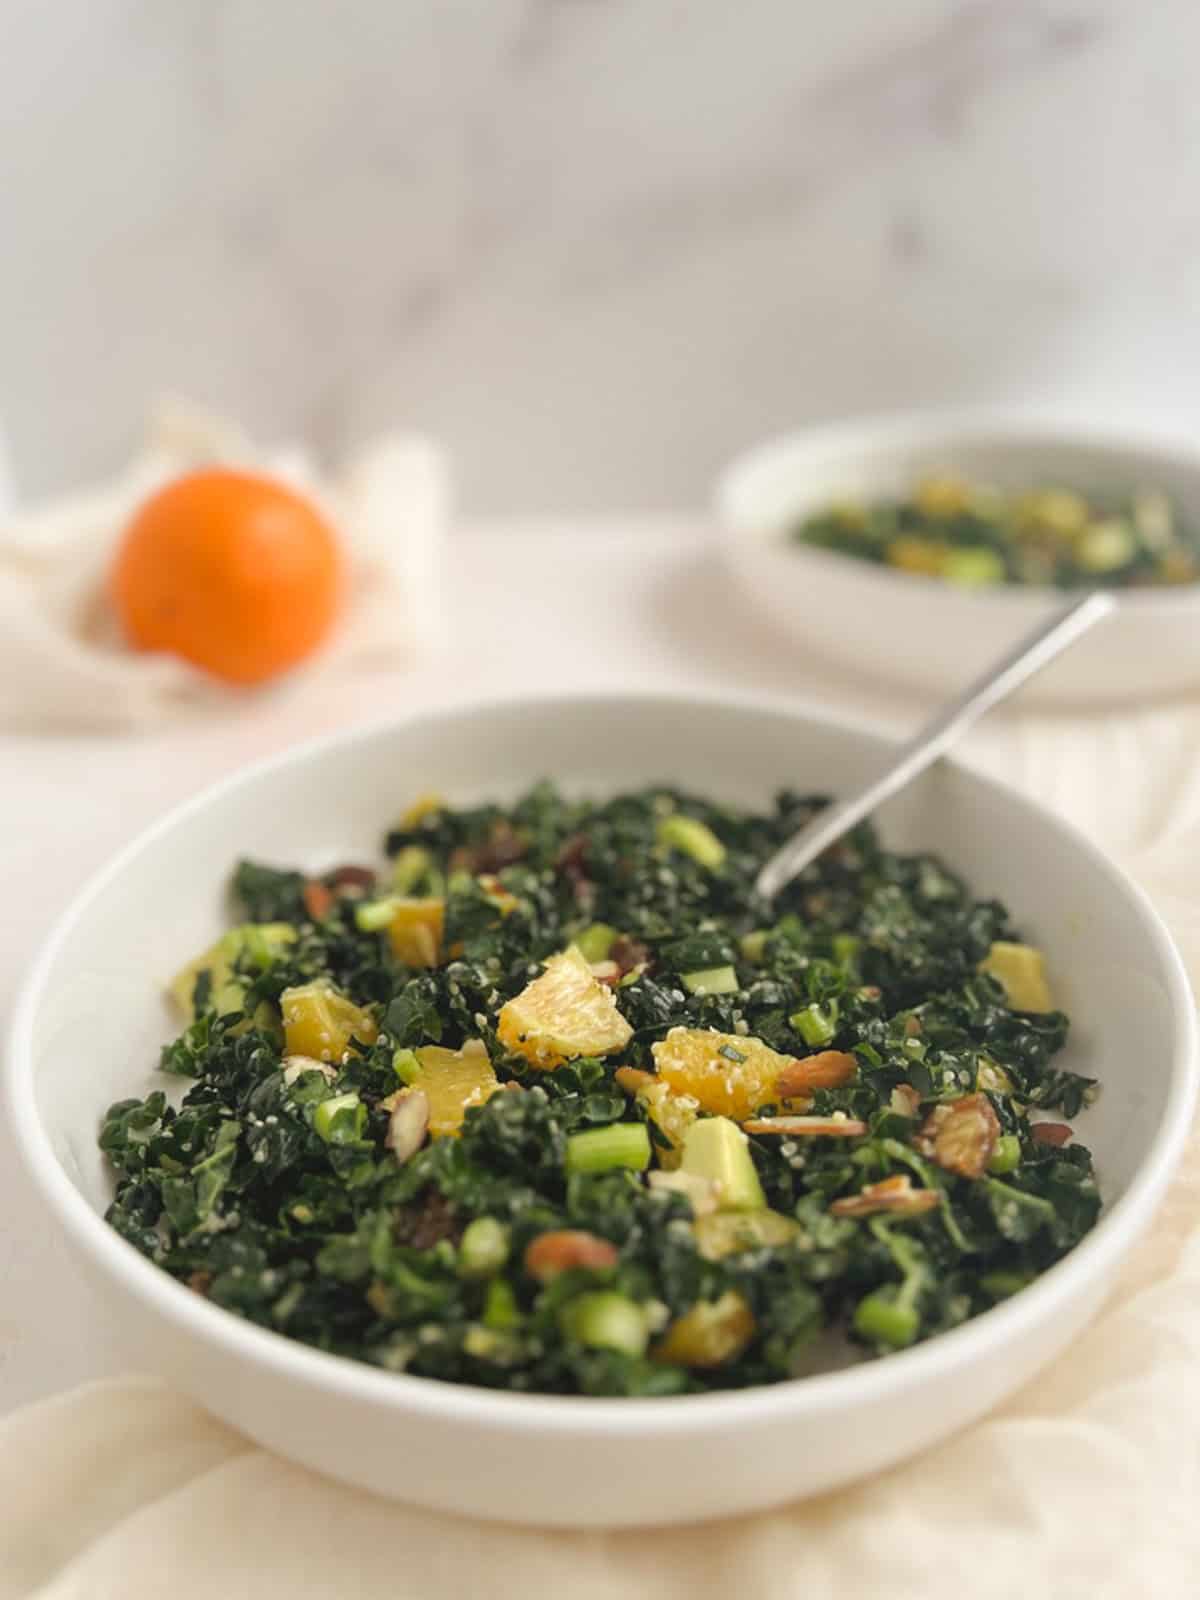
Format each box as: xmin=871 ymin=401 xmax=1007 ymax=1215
xmin=717 ymin=413 xmax=1200 ymax=705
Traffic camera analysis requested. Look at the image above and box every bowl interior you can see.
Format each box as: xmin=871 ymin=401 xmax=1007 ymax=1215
xmin=23 ymin=695 xmax=1182 ymax=1249
xmin=720 ymin=421 xmax=1200 ymax=563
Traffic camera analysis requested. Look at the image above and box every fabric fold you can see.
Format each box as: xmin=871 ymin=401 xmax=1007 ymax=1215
xmin=0 ymin=399 xmax=447 ymax=732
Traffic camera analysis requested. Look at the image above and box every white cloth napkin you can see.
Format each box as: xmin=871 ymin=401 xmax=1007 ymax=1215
xmin=0 ymin=400 xmax=447 ymax=730
xmin=2 ymin=723 xmax=1200 ymax=1597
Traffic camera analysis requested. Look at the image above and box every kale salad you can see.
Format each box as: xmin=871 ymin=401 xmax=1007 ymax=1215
xmin=793 ymin=473 xmax=1199 ymax=589
xmin=100 ymin=785 xmax=1100 ymax=1398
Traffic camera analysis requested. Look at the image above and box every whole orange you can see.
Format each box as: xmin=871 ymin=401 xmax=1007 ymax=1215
xmin=109 ymin=468 xmax=344 ymax=685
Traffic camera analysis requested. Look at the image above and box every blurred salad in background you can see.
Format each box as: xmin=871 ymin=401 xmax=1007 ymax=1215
xmin=791 ymin=474 xmax=1200 ymax=589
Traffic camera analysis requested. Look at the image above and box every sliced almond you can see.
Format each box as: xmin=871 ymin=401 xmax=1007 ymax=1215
xmin=523 ymin=1229 xmax=619 ymax=1282
xmin=742 ymin=1115 xmax=868 ymax=1137
xmin=1030 ymin=1121 xmax=1073 ymax=1147
xmin=830 ymin=1174 xmax=939 ymax=1218
xmin=775 ymin=1050 xmax=857 ymax=1099
xmin=282 ymin=1055 xmax=337 ymax=1086
xmin=890 ymin=1084 xmax=922 ymax=1118
xmin=386 ymin=1088 xmax=430 ymax=1163
xmin=915 ymin=1093 xmax=1000 ymax=1179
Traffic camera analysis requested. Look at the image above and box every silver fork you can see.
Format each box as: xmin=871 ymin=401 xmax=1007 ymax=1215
xmin=755 ymin=590 xmax=1116 ymax=901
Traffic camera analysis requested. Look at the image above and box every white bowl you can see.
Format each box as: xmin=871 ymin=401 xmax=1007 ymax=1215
xmin=717 ymin=413 xmax=1200 ymax=705
xmin=7 ymin=694 xmax=1196 ymax=1527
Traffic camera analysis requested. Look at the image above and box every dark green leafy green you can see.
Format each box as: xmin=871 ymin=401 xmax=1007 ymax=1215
xmin=101 ymin=783 xmax=1101 ymax=1397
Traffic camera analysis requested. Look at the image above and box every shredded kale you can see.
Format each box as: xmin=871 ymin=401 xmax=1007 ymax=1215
xmin=101 ymin=784 xmax=1101 ymax=1396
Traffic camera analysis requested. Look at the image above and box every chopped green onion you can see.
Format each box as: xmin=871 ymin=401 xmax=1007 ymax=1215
xmin=391 ymin=846 xmax=441 ymax=895
xmin=575 ymin=922 xmax=619 ymax=963
xmin=462 ymin=1324 xmax=523 ymax=1364
xmin=482 ymin=1277 xmax=521 ymax=1330
xmin=987 ymin=1134 xmax=1021 ymax=1175
xmin=681 ymin=965 xmax=739 ymax=996
xmin=790 ymin=1000 xmax=838 ymax=1047
xmin=458 ymin=1217 xmax=510 ymax=1278
xmin=313 ymin=1092 xmax=366 ymax=1145
xmin=560 ymin=1291 xmax=649 ymax=1357
xmin=980 ymin=1269 xmax=1035 ymax=1301
xmin=656 ymin=815 xmax=726 ymax=869
xmin=355 ymin=897 xmax=401 ymax=932
xmin=853 ymin=1289 xmax=919 ymax=1349
xmin=565 ymin=1123 xmax=651 ymax=1176
xmin=942 ymin=548 xmax=1006 ymax=587
xmin=392 ymin=1048 xmax=422 ymax=1085
xmin=1077 ymin=519 xmax=1136 ymax=574
xmin=241 ymin=924 xmax=287 ymax=967
xmin=739 ymin=930 xmax=769 ymax=963
xmin=831 ymin=933 xmax=861 ymax=970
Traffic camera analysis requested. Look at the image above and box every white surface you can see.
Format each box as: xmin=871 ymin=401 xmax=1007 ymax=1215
xmin=5 ymin=3 xmax=1200 ymax=511
xmin=718 ymin=413 xmax=1200 ymax=705
xmin=9 ymin=689 xmax=1194 ymax=1528
xmin=2 ymin=513 xmax=1199 ymax=1427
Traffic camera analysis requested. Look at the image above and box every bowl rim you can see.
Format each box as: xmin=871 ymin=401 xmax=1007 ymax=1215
xmin=7 ymin=688 xmax=1197 ymax=1438
xmin=716 ymin=407 xmax=1200 ymax=615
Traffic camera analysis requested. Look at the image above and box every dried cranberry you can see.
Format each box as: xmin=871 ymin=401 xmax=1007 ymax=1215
xmin=610 ymin=935 xmax=650 ymax=976
xmin=325 ymin=864 xmax=377 ymax=893
xmin=393 ymin=1189 xmax=462 ymax=1251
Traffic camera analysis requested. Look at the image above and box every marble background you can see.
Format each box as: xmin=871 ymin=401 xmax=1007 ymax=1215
xmin=2 ymin=0 xmax=1198 ymax=512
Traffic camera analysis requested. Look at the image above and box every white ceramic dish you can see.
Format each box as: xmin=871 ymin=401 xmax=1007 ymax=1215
xmin=7 ymin=694 xmax=1196 ymax=1528
xmin=717 ymin=413 xmax=1200 ymax=706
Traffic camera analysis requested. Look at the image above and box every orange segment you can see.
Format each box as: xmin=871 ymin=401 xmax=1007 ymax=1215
xmin=615 ymin=1067 xmax=698 ymax=1170
xmin=386 ymin=898 xmax=445 ymax=967
xmin=651 ymin=1027 xmax=795 ymax=1122
xmin=280 ymin=981 xmax=377 ymax=1062
xmin=497 ymin=946 xmax=633 ymax=1069
xmin=400 ymin=1040 xmax=498 ymax=1137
